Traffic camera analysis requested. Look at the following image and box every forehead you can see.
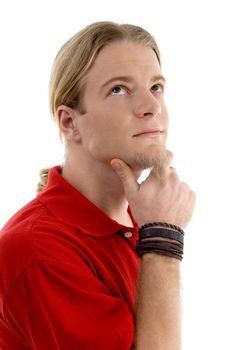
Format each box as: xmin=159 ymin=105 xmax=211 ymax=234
xmin=85 ymin=41 xmax=161 ymax=86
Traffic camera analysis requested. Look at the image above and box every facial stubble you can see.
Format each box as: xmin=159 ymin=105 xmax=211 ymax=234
xmin=133 ymin=146 xmax=169 ymax=181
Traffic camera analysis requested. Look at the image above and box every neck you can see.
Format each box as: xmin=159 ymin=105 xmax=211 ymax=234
xmin=61 ymin=151 xmax=141 ymax=227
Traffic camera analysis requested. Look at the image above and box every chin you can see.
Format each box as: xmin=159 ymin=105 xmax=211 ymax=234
xmin=131 ymin=146 xmax=167 ymax=171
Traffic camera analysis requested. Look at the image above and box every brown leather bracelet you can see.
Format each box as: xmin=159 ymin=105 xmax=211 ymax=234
xmin=136 ymin=227 xmax=184 ymax=260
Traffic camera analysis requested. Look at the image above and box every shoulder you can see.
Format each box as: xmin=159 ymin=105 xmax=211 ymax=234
xmin=0 ymin=195 xmax=94 ymax=305
xmin=0 ymin=197 xmax=59 ymax=307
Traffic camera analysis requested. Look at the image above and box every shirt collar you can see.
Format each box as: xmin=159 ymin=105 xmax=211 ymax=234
xmin=37 ymin=166 xmax=138 ymax=237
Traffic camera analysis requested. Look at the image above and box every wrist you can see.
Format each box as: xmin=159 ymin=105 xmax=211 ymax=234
xmin=136 ymin=222 xmax=185 ymax=261
xmin=141 ymin=252 xmax=181 ymax=266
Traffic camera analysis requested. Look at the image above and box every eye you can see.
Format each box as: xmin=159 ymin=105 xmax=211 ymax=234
xmin=110 ymin=85 xmax=127 ymax=96
xmin=151 ymin=83 xmax=164 ymax=93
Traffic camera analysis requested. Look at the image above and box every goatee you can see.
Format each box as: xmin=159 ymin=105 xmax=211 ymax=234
xmin=134 ymin=148 xmax=169 ymax=181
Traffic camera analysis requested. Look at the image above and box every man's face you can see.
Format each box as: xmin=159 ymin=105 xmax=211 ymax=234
xmin=76 ymin=41 xmax=169 ymax=171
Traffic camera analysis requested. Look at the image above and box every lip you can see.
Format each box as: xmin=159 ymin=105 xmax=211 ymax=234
xmin=133 ymin=129 xmax=164 ymax=137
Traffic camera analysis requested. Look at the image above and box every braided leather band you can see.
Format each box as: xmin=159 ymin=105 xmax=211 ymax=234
xmin=138 ymin=222 xmax=184 ymax=235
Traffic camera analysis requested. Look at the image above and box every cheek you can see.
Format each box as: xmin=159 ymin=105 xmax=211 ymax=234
xmin=163 ymin=101 xmax=169 ymax=115
xmin=80 ymin=115 xmax=119 ymax=154
xmin=160 ymin=103 xmax=169 ymax=127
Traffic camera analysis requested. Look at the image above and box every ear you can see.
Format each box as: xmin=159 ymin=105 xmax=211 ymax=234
xmin=57 ymin=105 xmax=81 ymax=142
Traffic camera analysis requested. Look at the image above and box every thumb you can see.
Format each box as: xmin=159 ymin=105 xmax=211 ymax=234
xmin=110 ymin=159 xmax=139 ymax=199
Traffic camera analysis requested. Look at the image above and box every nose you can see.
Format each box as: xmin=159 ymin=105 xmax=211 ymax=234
xmin=133 ymin=92 xmax=161 ymax=118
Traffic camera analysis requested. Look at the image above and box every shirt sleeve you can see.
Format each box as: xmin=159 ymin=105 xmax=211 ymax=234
xmin=2 ymin=259 xmax=135 ymax=350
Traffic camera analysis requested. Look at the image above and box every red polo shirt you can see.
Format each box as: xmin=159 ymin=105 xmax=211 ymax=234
xmin=0 ymin=166 xmax=139 ymax=349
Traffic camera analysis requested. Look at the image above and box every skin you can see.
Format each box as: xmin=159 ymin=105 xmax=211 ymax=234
xmin=57 ymin=40 xmax=196 ymax=349
xmin=58 ymin=41 xmax=169 ymax=225
xmin=111 ymin=154 xmax=194 ymax=350
xmin=75 ymin=42 xmax=168 ymax=170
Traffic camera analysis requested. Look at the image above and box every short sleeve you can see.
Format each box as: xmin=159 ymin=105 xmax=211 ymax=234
xmin=2 ymin=259 xmax=135 ymax=350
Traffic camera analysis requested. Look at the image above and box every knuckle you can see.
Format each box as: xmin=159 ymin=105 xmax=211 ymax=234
xmin=166 ymin=150 xmax=174 ymax=162
xmin=118 ymin=169 xmax=129 ymax=182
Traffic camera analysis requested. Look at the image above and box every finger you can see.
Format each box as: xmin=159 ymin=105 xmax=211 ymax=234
xmin=161 ymin=150 xmax=174 ymax=176
xmin=150 ymin=150 xmax=174 ymax=183
xmin=110 ymin=159 xmax=139 ymax=198
xmin=165 ymin=150 xmax=174 ymax=166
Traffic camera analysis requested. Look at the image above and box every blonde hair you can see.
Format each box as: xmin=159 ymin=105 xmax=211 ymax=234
xmin=37 ymin=168 xmax=50 ymax=193
xmin=37 ymin=21 xmax=161 ymax=193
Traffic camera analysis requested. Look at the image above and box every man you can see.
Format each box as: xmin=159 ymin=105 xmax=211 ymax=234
xmin=0 ymin=21 xmax=195 ymax=349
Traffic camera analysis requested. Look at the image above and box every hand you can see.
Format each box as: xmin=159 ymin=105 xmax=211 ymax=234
xmin=111 ymin=151 xmax=196 ymax=229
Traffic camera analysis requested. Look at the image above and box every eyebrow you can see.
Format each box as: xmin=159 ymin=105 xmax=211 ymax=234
xmin=99 ymin=75 xmax=166 ymax=92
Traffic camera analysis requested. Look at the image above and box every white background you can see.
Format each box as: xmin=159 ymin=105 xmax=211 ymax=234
xmin=0 ymin=0 xmax=232 ymax=348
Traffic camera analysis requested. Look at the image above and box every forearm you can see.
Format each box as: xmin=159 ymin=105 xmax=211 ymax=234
xmin=134 ymin=254 xmax=182 ymax=350
xmin=111 ymin=154 xmax=195 ymax=349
